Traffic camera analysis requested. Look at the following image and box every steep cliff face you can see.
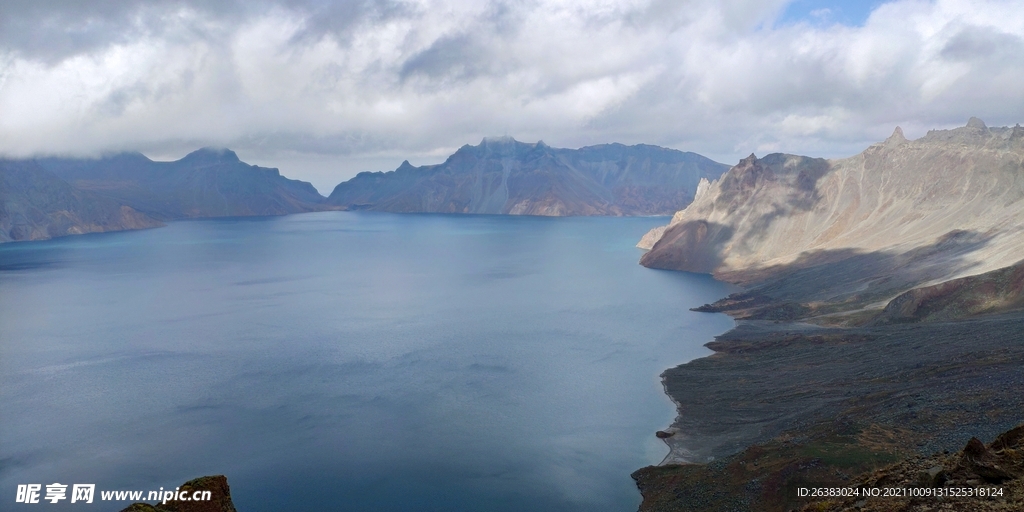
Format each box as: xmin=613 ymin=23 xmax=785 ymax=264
xmin=640 ymin=120 xmax=1024 ymax=285
xmin=326 ymin=137 xmax=728 ymax=216
xmin=36 ymin=148 xmax=326 ymax=221
xmin=0 ymin=159 xmax=162 ymax=242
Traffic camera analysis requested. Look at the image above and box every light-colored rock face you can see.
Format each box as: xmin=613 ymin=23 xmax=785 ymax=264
xmin=637 ymin=177 xmax=716 ymax=250
xmin=636 ymin=225 xmax=667 ymax=250
xmin=640 ymin=120 xmax=1024 ymax=285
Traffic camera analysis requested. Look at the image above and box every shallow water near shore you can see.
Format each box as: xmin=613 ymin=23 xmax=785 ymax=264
xmin=0 ymin=212 xmax=734 ymax=511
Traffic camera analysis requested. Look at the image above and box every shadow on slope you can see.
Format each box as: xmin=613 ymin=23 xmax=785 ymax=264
xmin=640 ymin=153 xmax=832 ymax=273
xmin=695 ymin=230 xmax=996 ymax=323
xmin=873 ymin=258 xmax=1024 ymax=324
xmin=640 ymin=221 xmax=736 ymax=274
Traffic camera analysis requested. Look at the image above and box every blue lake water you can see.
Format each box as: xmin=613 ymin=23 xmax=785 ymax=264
xmin=0 ymin=212 xmax=734 ymax=511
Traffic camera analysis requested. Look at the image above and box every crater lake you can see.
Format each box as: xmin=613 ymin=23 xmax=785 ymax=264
xmin=0 ymin=212 xmax=734 ymax=511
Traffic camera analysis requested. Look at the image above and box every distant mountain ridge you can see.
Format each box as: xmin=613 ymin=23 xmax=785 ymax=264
xmin=1 ymin=139 xmax=729 ymax=243
xmin=326 ymin=137 xmax=729 ymax=216
xmin=1 ymin=148 xmax=327 ymax=243
xmin=37 ymin=148 xmax=326 ymax=221
xmin=0 ymin=159 xmax=162 ymax=242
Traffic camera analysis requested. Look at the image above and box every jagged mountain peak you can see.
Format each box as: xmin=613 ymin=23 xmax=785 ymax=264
xmin=451 ymin=136 xmax=552 ymax=159
xmin=1012 ymin=124 xmax=1024 ymax=140
xmin=889 ymin=126 xmax=907 ymax=141
xmin=966 ymin=116 xmax=987 ymax=130
xmin=882 ymin=126 xmax=908 ymax=148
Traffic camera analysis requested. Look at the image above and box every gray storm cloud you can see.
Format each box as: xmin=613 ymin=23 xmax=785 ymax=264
xmin=1 ymin=0 xmax=1023 ymax=190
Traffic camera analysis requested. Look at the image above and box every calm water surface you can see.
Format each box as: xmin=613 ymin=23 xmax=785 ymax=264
xmin=0 ymin=212 xmax=734 ymax=511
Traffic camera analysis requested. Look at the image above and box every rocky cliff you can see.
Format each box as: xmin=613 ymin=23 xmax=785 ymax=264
xmin=640 ymin=119 xmax=1024 ymax=287
xmin=633 ymin=120 xmax=1024 ymax=512
xmin=326 ymin=137 xmax=728 ymax=216
xmin=0 ymin=159 xmax=162 ymax=242
xmin=36 ymin=148 xmax=326 ymax=221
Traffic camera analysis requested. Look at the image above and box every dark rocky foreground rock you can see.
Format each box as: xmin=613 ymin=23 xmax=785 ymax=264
xmin=119 ymin=476 xmax=237 ymax=512
xmin=634 ymin=422 xmax=1024 ymax=512
xmin=800 ymin=425 xmax=1024 ymax=511
xmin=326 ymin=137 xmax=728 ymax=216
xmin=632 ymin=310 xmax=1024 ymax=510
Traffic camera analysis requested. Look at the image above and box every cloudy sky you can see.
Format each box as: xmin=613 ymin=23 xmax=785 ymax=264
xmin=1 ymin=0 xmax=1022 ymax=192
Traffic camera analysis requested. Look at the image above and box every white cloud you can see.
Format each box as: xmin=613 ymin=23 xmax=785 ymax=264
xmin=0 ymin=0 xmax=1022 ymax=192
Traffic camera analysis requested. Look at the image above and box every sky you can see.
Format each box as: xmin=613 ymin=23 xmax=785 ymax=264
xmin=1 ymin=0 xmax=1022 ymax=193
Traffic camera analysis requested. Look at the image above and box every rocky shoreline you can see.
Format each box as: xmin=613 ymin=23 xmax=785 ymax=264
xmin=633 ymin=310 xmax=1024 ymax=511
xmin=630 ymin=252 xmax=1024 ymax=511
xmin=630 ymin=120 xmax=1024 ymax=511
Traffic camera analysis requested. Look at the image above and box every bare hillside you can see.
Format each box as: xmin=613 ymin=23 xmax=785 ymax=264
xmin=640 ymin=119 xmax=1024 ymax=290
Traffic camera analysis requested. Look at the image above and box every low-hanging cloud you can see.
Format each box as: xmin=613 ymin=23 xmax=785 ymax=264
xmin=1 ymin=0 xmax=1022 ymax=189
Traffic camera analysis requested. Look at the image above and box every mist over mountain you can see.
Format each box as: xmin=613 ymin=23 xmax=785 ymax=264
xmin=326 ymin=137 xmax=729 ymax=216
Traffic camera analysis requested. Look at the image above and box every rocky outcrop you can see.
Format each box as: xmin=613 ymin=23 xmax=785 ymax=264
xmin=0 ymin=159 xmax=162 ymax=242
xmin=640 ymin=120 xmax=1024 ymax=287
xmin=120 ymin=475 xmax=237 ymax=512
xmin=326 ymin=137 xmax=728 ymax=216
xmin=634 ymin=421 xmax=1024 ymax=512
xmin=800 ymin=425 xmax=1024 ymax=511
xmin=36 ymin=148 xmax=326 ymax=221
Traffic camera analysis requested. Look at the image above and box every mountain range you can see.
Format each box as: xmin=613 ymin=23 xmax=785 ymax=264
xmin=36 ymin=148 xmax=326 ymax=221
xmin=1 ymin=148 xmax=327 ymax=242
xmin=326 ymin=137 xmax=729 ymax=216
xmin=1 ymin=141 xmax=728 ymax=243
